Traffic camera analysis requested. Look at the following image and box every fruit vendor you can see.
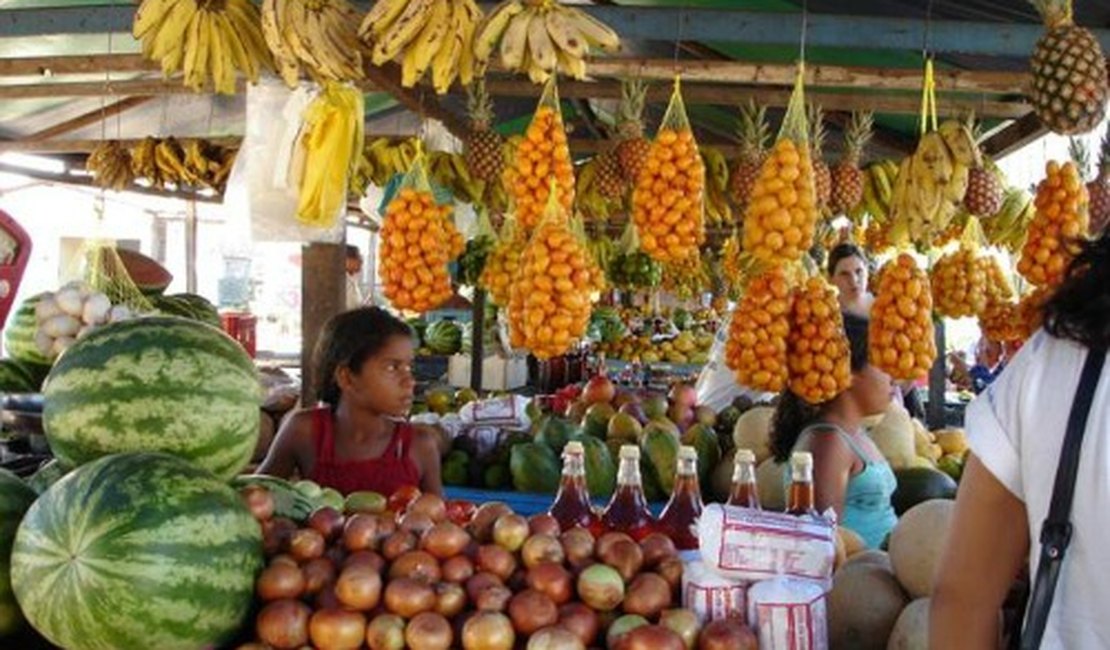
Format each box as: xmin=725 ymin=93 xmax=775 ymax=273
xmin=770 ymin=313 xmax=898 ymax=549
xmin=258 ymin=306 xmax=443 ymax=497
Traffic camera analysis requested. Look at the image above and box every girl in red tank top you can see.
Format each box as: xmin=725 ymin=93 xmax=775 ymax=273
xmin=258 ymin=307 xmax=442 ymax=497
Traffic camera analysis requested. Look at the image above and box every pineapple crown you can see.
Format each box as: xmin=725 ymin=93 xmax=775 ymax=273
xmin=807 ymin=103 xmax=827 ymax=155
xmin=1068 ymin=137 xmax=1091 ymax=179
xmin=466 ymin=78 xmax=495 ymax=131
xmin=735 ymin=100 xmax=770 ymax=160
xmin=842 ymin=111 xmax=873 ymax=165
xmin=1030 ymin=0 xmax=1074 ymax=29
xmin=616 ymin=78 xmax=648 ymax=138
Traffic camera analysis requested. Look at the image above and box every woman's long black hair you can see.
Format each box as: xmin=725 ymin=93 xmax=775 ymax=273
xmin=770 ymin=312 xmax=871 ymax=462
xmin=1042 ymin=229 xmax=1110 ymax=350
xmin=313 ymin=306 xmax=414 ymax=407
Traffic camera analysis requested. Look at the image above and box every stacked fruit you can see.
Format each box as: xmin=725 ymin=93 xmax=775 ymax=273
xmin=661 ymin=253 xmax=713 ymax=301
xmin=929 ymin=247 xmax=988 ymax=318
xmin=480 ymin=230 xmax=525 ymax=307
xmin=380 ymin=187 xmax=464 ymax=313
xmin=509 ymin=220 xmax=604 ymax=359
xmin=360 ymin=0 xmax=481 ymax=93
xmin=608 ymin=251 xmax=663 ymax=289
xmin=982 ymin=255 xmax=1015 ymax=304
xmin=1017 ymin=286 xmax=1053 ymax=339
xmin=742 ymin=138 xmax=818 ymax=265
xmin=632 ymin=125 xmax=706 ymax=263
xmin=869 ymin=254 xmax=936 ymax=380
xmin=725 ymin=266 xmax=794 ymax=393
xmin=1018 ymin=160 xmax=1089 ymax=287
xmin=788 ymin=276 xmax=852 ymax=404
xmin=291 ymin=84 xmax=365 ymax=228
xmin=505 ymin=97 xmax=575 ymax=234
xmin=261 ymin=0 xmax=363 ymax=86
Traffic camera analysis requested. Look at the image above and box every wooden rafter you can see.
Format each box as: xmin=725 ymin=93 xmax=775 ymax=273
xmin=360 ymin=62 xmax=467 ymax=140
xmin=24 ymin=96 xmax=154 ymax=141
xmin=980 ymin=112 xmax=1046 ymax=159
xmin=0 ymin=161 xmax=223 ymax=204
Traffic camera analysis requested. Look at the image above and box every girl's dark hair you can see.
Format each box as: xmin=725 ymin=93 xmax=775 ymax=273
xmin=1042 ymin=230 xmax=1110 ymax=349
xmin=771 ymin=312 xmax=871 ymax=462
xmin=826 ymin=243 xmax=869 ymax=277
xmin=313 ymin=306 xmax=413 ymax=407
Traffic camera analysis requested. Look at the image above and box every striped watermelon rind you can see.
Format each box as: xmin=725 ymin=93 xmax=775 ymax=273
xmin=11 ymin=453 xmax=263 ymax=650
xmin=26 ymin=460 xmax=70 ymax=496
xmin=230 ymin=474 xmax=322 ymax=522
xmin=43 ymin=316 xmax=260 ymax=480
xmin=0 ymin=468 xmax=38 ymax=637
xmin=0 ymin=359 xmax=36 ymax=393
xmin=3 ymin=294 xmax=51 ymax=368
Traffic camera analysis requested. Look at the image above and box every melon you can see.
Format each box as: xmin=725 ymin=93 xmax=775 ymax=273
xmin=868 ymin=404 xmax=917 ymax=469
xmin=115 ymin=247 xmax=173 ymax=295
xmin=891 ymin=467 xmax=957 ymax=515
xmin=732 ymin=406 xmax=775 ymax=464
xmin=710 ymin=448 xmax=737 ymax=503
xmin=888 ymin=500 xmax=955 ymax=598
xmin=3 ymin=294 xmax=51 ymax=367
xmin=840 ymin=527 xmax=867 ymax=558
xmin=828 ymin=562 xmax=909 ymax=650
xmin=0 ymin=359 xmax=38 ymax=393
xmin=755 ymin=456 xmax=788 ymax=511
xmin=25 ymin=460 xmax=70 ymax=495
xmin=42 ymin=317 xmax=260 ymax=481
xmin=10 ymin=453 xmax=262 ymax=650
xmin=0 ymin=468 xmax=36 ymax=637
xmin=845 ymin=550 xmax=893 ymax=573
xmin=886 ymin=598 xmax=930 ymax=650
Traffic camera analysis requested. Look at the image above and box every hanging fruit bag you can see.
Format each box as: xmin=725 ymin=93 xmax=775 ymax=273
xmin=930 ymin=218 xmax=990 ymax=319
xmin=506 ymin=80 xmax=575 ymax=234
xmin=869 ymin=253 xmax=936 ymax=381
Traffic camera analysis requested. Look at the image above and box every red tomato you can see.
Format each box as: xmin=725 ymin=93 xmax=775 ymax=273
xmin=445 ymin=500 xmax=476 ymax=526
xmin=387 ymin=485 xmax=422 ymax=513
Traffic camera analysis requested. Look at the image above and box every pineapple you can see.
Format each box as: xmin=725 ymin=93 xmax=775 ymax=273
xmin=463 ymin=78 xmax=504 ymax=185
xmin=1090 ymin=130 xmax=1110 ymax=234
xmin=808 ymin=104 xmax=832 ymax=213
xmin=615 ymin=78 xmax=651 ymax=185
xmin=830 ymin=111 xmax=873 ymax=215
xmin=728 ymin=99 xmax=769 ymax=214
xmin=1029 ymin=0 xmax=1108 ymax=135
xmin=594 ymin=148 xmax=625 ymax=199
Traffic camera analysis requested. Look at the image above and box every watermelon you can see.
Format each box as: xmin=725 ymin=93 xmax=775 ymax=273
xmin=0 ymin=359 xmax=37 ymax=393
xmin=115 ymin=247 xmax=173 ymax=295
xmin=26 ymin=460 xmax=69 ymax=495
xmin=3 ymin=294 xmax=50 ymax=367
xmin=641 ymin=425 xmax=681 ymax=495
xmin=510 ymin=443 xmax=561 ymax=494
xmin=0 ymin=468 xmax=36 ymax=637
xmin=230 ymin=474 xmax=321 ymax=522
xmin=43 ymin=317 xmax=260 ymax=480
xmin=424 ymin=320 xmax=462 ymax=355
xmin=534 ymin=415 xmax=579 ymax=453
xmin=153 ymin=294 xmax=221 ymax=328
xmin=891 ymin=467 xmax=958 ymax=516
xmin=11 ymin=453 xmax=262 ymax=650
xmin=681 ymin=424 xmax=722 ymax=488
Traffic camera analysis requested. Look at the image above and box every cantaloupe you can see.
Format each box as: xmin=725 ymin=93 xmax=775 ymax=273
xmin=828 ymin=563 xmax=909 ymax=650
xmin=733 ymin=406 xmax=775 ymax=464
xmin=840 ymin=527 xmax=867 ymax=557
xmin=755 ymin=456 xmax=787 ymax=511
xmin=886 ymin=598 xmax=930 ymax=650
xmin=889 ymin=500 xmax=954 ymax=598
xmin=845 ymin=550 xmax=893 ymax=573
xmin=933 ymin=428 xmax=968 ymax=456
xmin=868 ymin=404 xmax=917 ymax=469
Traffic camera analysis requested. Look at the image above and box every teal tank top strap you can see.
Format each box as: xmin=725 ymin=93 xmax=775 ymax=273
xmin=798 ymin=423 xmax=871 ymax=464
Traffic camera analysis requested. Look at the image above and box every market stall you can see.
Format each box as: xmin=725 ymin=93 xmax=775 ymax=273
xmin=0 ymin=0 xmax=1107 ymax=648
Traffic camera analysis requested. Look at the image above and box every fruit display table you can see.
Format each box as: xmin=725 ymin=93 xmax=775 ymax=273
xmin=443 ymin=485 xmax=666 ymax=518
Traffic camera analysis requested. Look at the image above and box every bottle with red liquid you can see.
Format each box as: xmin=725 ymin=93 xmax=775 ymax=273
xmin=727 ymin=448 xmax=761 ymax=509
xmin=600 ymin=445 xmax=656 ymax=541
xmin=786 ymin=451 xmax=820 ymax=518
xmin=656 ymin=445 xmax=704 ymax=551
xmin=548 ymin=441 xmax=600 ymax=532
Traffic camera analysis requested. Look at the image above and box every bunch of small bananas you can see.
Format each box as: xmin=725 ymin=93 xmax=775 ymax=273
xmin=130 ymin=136 xmax=237 ymax=190
xmin=852 ymin=159 xmax=899 ymax=225
xmin=981 ymin=187 xmax=1036 ymax=254
xmin=351 ymin=137 xmax=421 ymax=194
xmin=133 ymin=0 xmax=272 ymax=93
xmin=888 ymin=120 xmax=980 ymax=247
xmin=261 ymin=0 xmax=363 ymax=87
xmin=574 ymin=156 xmax=624 ymax=223
xmin=702 ymin=147 xmax=733 ymax=227
xmin=360 ymin=0 xmax=481 ymax=93
xmin=474 ymin=0 xmax=620 ymax=84
xmin=428 ymin=151 xmax=484 ymax=206
xmin=87 ymin=141 xmax=135 ymax=191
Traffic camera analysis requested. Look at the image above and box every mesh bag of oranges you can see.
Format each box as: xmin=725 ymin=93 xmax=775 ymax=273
xmin=1016 ymin=285 xmax=1053 ymax=340
xmin=742 ymin=66 xmax=819 ymax=266
xmin=480 ymin=216 xmax=525 ymax=307
xmin=929 ymin=218 xmax=989 ymax=319
xmin=508 ymin=184 xmax=604 ymax=359
xmin=631 ymin=77 xmax=706 ymax=263
xmin=379 ymin=157 xmax=464 ymax=313
xmin=869 ymin=253 xmax=937 ymax=380
xmin=979 ymin=299 xmax=1025 ymax=343
xmin=504 ymin=80 xmax=575 ymax=235
xmin=724 ymin=265 xmax=795 ymax=393
xmin=1017 ymin=160 xmax=1089 ymax=287
xmin=787 ymin=275 xmax=852 ymax=404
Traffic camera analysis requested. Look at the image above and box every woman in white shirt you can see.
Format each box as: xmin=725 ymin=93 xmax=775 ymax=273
xmin=930 ymin=231 xmax=1110 ymax=648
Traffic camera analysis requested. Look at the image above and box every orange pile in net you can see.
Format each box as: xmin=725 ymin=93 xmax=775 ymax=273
xmin=1017 ymin=161 xmax=1088 ymax=288
xmin=631 ymin=127 xmax=706 ymax=263
xmin=742 ymin=139 xmax=818 ymax=265
xmin=979 ymin=300 xmax=1025 ymax=343
xmin=981 ymin=255 xmax=1015 ymax=304
xmin=380 ymin=188 xmax=464 ymax=313
xmin=869 ymin=253 xmax=936 ymax=380
xmin=930 ymin=247 xmax=988 ymax=318
xmin=788 ymin=276 xmax=852 ymax=404
xmin=508 ymin=221 xmax=604 ymax=359
xmin=725 ymin=266 xmax=794 ymax=393
xmin=480 ymin=231 xmax=524 ymax=307
xmin=1017 ymin=286 xmax=1053 ymax=340
xmin=505 ymin=107 xmax=575 ymax=233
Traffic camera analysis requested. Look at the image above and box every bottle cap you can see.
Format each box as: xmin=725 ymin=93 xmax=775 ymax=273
xmin=563 ymin=441 xmax=584 ymax=455
xmin=735 ymin=448 xmax=756 ymax=464
xmin=790 ymin=451 xmax=814 ymax=471
xmin=619 ymin=445 xmax=641 ymax=460
xmin=678 ymin=445 xmax=698 ymax=461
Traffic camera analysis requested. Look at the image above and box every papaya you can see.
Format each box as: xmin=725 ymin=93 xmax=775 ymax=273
xmin=510 ymin=443 xmax=561 ymax=494
xmin=891 ymin=467 xmax=958 ymax=516
xmin=578 ymin=435 xmax=617 ymax=498
xmin=641 ymin=457 xmax=665 ymax=502
xmin=583 ymin=403 xmax=616 ymax=439
xmin=641 ymin=426 xmax=681 ymax=495
xmin=534 ymin=416 xmax=580 ymax=453
xmin=681 ymin=423 xmax=721 ymax=488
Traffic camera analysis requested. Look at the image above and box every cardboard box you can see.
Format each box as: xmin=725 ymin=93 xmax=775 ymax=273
xmin=448 ymin=355 xmax=528 ymax=391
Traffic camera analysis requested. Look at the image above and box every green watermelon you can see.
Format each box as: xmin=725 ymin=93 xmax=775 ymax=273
xmin=578 ymin=435 xmax=616 ymax=499
xmin=230 ymin=474 xmax=321 ymax=522
xmin=892 ymin=467 xmax=958 ymax=515
xmin=0 ymin=359 xmax=36 ymax=393
xmin=11 ymin=453 xmax=262 ymax=650
xmin=3 ymin=294 xmax=50 ymax=367
xmin=43 ymin=317 xmax=260 ymax=481
xmin=26 ymin=460 xmax=70 ymax=495
xmin=0 ymin=468 xmax=36 ymax=637
xmin=510 ymin=443 xmax=561 ymax=494
xmin=167 ymin=294 xmax=221 ymax=328
xmin=424 ymin=320 xmax=462 ymax=355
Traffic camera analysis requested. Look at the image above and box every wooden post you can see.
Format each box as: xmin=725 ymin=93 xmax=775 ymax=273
xmin=301 ymin=242 xmax=346 ymax=406
xmin=928 ymin=319 xmax=947 ymax=429
xmin=470 ymin=289 xmax=486 ymax=391
xmin=185 ymin=197 xmax=197 ymax=294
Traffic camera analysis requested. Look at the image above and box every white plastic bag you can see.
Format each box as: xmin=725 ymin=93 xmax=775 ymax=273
xmin=682 ymin=559 xmax=749 ymax=626
xmin=747 ymin=577 xmax=828 ymax=650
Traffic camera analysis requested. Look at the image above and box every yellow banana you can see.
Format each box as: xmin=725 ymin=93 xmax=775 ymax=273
xmin=499 ymin=10 xmax=531 ymax=71
xmin=207 ymin=13 xmax=232 ymax=94
xmin=359 ymin=0 xmax=409 ymax=41
xmin=261 ymin=0 xmax=301 ymax=85
xmin=372 ymin=0 xmax=434 ymax=65
xmin=133 ymin=0 xmax=178 ymax=41
xmin=217 ymin=7 xmax=257 ymax=81
xmin=405 ymin=0 xmax=450 ymax=87
xmin=431 ymin=0 xmax=466 ymax=94
xmin=545 ymin=7 xmax=587 ymax=60
xmin=473 ymin=0 xmax=523 ymax=62
xmin=554 ymin=47 xmax=585 ymax=81
xmin=526 ymin=9 xmax=557 ymax=76
xmin=148 ymin=0 xmax=197 ymax=71
xmin=563 ymin=6 xmax=620 ymax=52
xmin=456 ymin=0 xmax=480 ymax=86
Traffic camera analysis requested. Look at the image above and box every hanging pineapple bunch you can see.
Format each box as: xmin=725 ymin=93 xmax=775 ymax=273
xmin=729 ymin=100 xmax=771 ymax=218
xmin=725 ymin=266 xmax=795 ymax=393
xmin=869 ymin=253 xmax=936 ymax=380
xmin=504 ymin=81 xmax=575 ymax=233
xmin=1088 ymin=130 xmax=1110 ymax=234
xmin=615 ymin=78 xmax=652 ymax=189
xmin=787 ymin=276 xmax=852 ymax=404
xmin=379 ymin=184 xmax=465 ymax=313
xmin=631 ymin=78 xmax=706 ymax=263
xmin=480 ymin=221 xmax=524 ymax=307
xmin=1028 ymin=0 xmax=1108 ymax=135
xmin=963 ymin=122 xmax=1005 ymax=219
xmin=463 ymin=79 xmax=505 ymax=187
xmin=1017 ymin=160 xmax=1089 ymax=287
xmin=830 ymin=111 xmax=873 ymax=216
xmin=808 ymin=104 xmax=832 ymax=215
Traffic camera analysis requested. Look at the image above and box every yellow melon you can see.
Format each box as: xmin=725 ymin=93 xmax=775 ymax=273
xmin=827 ymin=563 xmax=910 ymax=650
xmin=889 ymin=500 xmax=955 ymax=598
xmin=933 ymin=428 xmax=969 ymax=456
xmin=886 ymin=598 xmax=930 ymax=650
xmin=755 ymin=456 xmax=788 ymax=511
xmin=868 ymin=403 xmax=917 ymax=469
xmin=732 ymin=406 xmax=776 ymax=464
xmin=840 ymin=526 xmax=867 ymax=557
xmin=845 ymin=550 xmax=893 ymax=573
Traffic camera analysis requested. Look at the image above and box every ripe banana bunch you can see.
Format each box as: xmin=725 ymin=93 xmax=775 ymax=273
xmin=702 ymin=147 xmax=733 ymax=226
xmin=261 ymin=0 xmax=363 ymax=87
xmin=127 ymin=137 xmax=236 ymax=190
xmin=351 ymin=137 xmax=421 ymax=194
xmin=474 ymin=0 xmax=621 ymax=84
xmin=133 ymin=0 xmax=272 ymax=94
xmin=87 ymin=141 xmax=135 ymax=191
xmin=574 ymin=156 xmax=620 ymax=223
xmin=361 ymin=0 xmax=482 ymax=94
xmin=981 ymin=187 xmax=1035 ymax=254
xmin=857 ymin=159 xmax=898 ymax=224
xmin=586 ymin=235 xmax=617 ymax=276
xmin=888 ymin=120 xmax=980 ymax=247
xmin=428 ymin=151 xmax=484 ymax=205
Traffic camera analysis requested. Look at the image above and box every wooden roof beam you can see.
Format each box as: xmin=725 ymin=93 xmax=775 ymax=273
xmin=980 ymin=112 xmax=1046 ymax=160
xmin=359 ymin=62 xmax=467 ymax=140
xmin=24 ymin=96 xmax=154 ymax=141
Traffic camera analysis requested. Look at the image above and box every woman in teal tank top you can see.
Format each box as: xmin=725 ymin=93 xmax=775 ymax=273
xmin=771 ymin=312 xmax=898 ymax=549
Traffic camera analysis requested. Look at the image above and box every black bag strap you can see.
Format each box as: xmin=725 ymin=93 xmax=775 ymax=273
xmin=1021 ymin=347 xmax=1106 ymax=650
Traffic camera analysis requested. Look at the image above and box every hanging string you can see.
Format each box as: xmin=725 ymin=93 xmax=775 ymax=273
xmin=799 ymin=0 xmax=809 ymax=64
xmin=672 ymin=7 xmax=685 ymax=73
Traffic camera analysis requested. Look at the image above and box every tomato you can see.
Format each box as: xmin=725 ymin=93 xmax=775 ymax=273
xmin=387 ymin=485 xmax=422 ymax=514
xmin=445 ymin=500 xmax=476 ymax=526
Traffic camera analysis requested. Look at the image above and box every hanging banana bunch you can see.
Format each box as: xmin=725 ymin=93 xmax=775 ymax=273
xmin=261 ymin=0 xmax=364 ymax=86
xmin=360 ymin=0 xmax=482 ymax=93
